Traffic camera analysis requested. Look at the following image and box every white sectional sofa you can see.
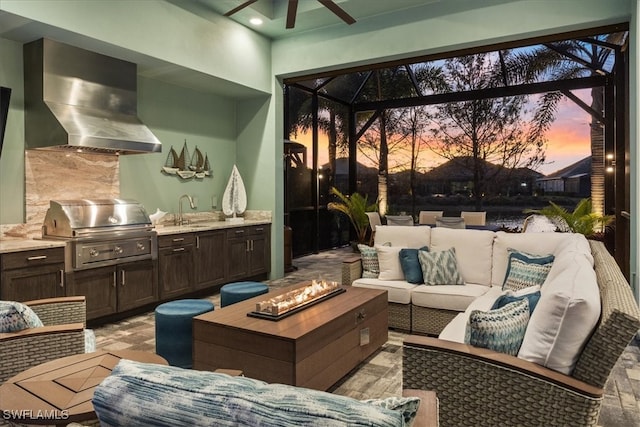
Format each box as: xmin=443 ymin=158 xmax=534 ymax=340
xmin=343 ymin=226 xmax=640 ymax=426
xmin=344 ymin=226 xmax=595 ymax=334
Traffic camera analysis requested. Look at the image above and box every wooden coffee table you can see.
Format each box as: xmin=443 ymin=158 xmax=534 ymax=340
xmin=0 ymin=350 xmax=167 ymax=425
xmin=193 ymin=284 xmax=388 ymax=391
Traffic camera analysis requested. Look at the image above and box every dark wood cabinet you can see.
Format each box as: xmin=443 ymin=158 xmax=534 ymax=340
xmin=117 ymin=259 xmax=158 ymax=311
xmin=66 ymin=259 xmax=158 ymax=320
xmin=1 ymin=248 xmax=65 ymax=302
xmin=194 ymin=230 xmax=226 ymax=290
xmin=66 ymin=266 xmax=117 ymax=320
xmin=158 ymin=234 xmax=195 ymax=300
xmin=225 ymin=225 xmax=270 ymax=281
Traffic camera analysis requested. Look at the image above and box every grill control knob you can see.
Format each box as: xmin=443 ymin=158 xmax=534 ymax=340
xmin=113 ymin=246 xmax=124 ymax=255
xmin=137 ymin=242 xmax=146 ymax=251
xmin=89 ymin=249 xmax=99 ymax=258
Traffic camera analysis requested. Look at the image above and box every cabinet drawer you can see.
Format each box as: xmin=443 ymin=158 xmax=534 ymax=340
xmin=226 ymin=225 xmax=268 ymax=239
xmin=1 ymin=248 xmax=65 ymax=270
xmin=158 ymin=233 xmax=196 ymax=248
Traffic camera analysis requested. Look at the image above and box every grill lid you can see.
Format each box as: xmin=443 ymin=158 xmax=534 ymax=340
xmin=43 ymin=199 xmax=151 ymax=238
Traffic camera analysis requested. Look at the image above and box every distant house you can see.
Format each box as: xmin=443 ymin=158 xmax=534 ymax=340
xmin=536 ymin=157 xmax=591 ymax=197
xmin=421 ymin=157 xmax=543 ymax=196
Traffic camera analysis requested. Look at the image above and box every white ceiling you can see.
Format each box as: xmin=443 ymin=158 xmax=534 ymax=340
xmin=168 ymin=0 xmax=441 ymax=39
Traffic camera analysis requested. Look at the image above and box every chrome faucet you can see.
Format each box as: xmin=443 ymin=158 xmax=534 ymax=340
xmin=176 ymin=194 xmax=196 ymax=226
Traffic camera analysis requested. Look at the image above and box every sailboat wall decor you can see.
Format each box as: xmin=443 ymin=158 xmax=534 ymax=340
xmin=161 ymin=140 xmax=212 ymax=180
xmin=222 ymin=165 xmax=247 ymax=223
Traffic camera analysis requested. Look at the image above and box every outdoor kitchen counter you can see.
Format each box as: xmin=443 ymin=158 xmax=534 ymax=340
xmin=155 ymin=219 xmax=271 ymax=236
xmin=0 ymin=238 xmax=66 ymax=254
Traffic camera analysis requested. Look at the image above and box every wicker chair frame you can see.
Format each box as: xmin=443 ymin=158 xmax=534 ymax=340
xmin=0 ymin=296 xmax=88 ymax=384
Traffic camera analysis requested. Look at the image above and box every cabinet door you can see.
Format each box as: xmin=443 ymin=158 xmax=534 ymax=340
xmin=67 ymin=266 xmax=117 ymax=320
xmin=249 ymin=229 xmax=271 ymax=277
xmin=194 ymin=230 xmax=226 ymax=290
xmin=158 ymin=245 xmax=194 ymax=300
xmin=117 ymin=259 xmax=158 ymax=311
xmin=1 ymin=264 xmax=65 ymax=301
xmin=226 ymin=236 xmax=250 ymax=281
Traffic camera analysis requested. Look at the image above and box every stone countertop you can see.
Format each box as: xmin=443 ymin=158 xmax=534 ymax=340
xmin=0 ymin=239 xmax=67 ymax=254
xmin=154 ymin=219 xmax=272 ymax=236
xmin=0 ymin=221 xmax=272 ymax=254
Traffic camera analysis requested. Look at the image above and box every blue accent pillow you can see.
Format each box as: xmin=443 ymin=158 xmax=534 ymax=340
xmin=399 ymin=246 xmax=429 ymax=284
xmin=502 ymin=249 xmax=555 ymax=291
xmin=492 ymin=290 xmax=541 ymax=315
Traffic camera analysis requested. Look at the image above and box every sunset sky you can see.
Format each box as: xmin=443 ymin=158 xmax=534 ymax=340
xmin=292 ymin=89 xmax=594 ymax=177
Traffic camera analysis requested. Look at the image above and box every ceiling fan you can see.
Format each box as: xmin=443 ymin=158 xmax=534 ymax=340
xmin=225 ymin=0 xmax=356 ymax=29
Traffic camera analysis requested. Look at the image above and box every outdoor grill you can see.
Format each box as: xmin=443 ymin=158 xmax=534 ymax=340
xmin=42 ymin=199 xmax=157 ymax=272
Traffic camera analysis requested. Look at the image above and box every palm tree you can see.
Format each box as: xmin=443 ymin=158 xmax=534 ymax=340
xmin=507 ymin=33 xmax=627 ymax=216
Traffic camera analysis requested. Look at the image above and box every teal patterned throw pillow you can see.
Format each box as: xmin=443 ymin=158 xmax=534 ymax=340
xmin=502 ymin=249 xmax=555 ymax=291
xmin=358 ymin=244 xmax=380 ymax=278
xmin=465 ymin=299 xmax=530 ymax=356
xmin=418 ymin=247 xmax=464 ymax=285
xmin=0 ymin=301 xmax=44 ymax=332
xmin=362 ymin=396 xmax=422 ymax=427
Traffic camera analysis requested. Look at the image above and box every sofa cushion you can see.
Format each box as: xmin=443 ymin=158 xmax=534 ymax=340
xmin=418 ymin=248 xmax=464 ymax=286
xmin=517 ymin=251 xmax=600 ymax=374
xmin=502 ymin=249 xmax=554 ymax=291
xmin=94 ymin=360 xmax=415 ymax=427
xmin=377 ymin=246 xmax=404 ymax=280
xmin=374 ymin=225 xmax=431 ymax=248
xmin=352 ymin=278 xmax=417 ymax=305
xmin=492 ymin=232 xmax=590 ymax=287
xmin=399 ymin=247 xmax=429 ymax=284
xmin=0 ymin=301 xmax=44 ymax=332
xmin=358 ymin=244 xmax=381 ymax=278
xmin=430 ymin=228 xmax=495 ymax=286
xmin=411 ymin=283 xmax=490 ymax=311
xmin=465 ymin=299 xmax=530 ymax=356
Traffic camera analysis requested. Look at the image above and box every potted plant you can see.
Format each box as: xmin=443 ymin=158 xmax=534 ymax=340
xmin=524 ymin=198 xmax=613 ymax=237
xmin=327 ymin=187 xmax=377 ymax=247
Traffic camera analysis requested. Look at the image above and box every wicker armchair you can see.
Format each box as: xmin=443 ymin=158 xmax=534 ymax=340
xmin=0 ymin=296 xmax=88 ymax=384
xmin=402 ymin=240 xmax=640 ymax=427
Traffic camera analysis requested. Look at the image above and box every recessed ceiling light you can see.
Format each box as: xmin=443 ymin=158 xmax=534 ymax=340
xmin=249 ymin=18 xmax=263 ymax=26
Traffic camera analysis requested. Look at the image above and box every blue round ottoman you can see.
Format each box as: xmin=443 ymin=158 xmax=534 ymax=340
xmin=220 ymin=281 xmax=269 ymax=307
xmin=155 ymin=299 xmax=214 ymax=368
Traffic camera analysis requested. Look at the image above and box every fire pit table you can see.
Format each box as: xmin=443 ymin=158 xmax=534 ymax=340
xmin=193 ymin=282 xmax=388 ymax=391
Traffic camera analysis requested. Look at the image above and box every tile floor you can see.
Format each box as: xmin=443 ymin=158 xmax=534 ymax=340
xmin=94 ymin=247 xmax=640 ymax=427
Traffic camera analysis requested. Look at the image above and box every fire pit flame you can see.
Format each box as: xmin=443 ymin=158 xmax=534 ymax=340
xmin=255 ymin=280 xmax=340 ymax=316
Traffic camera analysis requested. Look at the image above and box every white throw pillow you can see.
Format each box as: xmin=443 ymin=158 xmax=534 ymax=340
xmin=517 ymin=253 xmax=600 ymax=374
xmin=376 ymin=246 xmax=404 ymax=281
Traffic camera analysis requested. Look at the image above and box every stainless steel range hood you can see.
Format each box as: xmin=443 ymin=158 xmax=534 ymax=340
xmin=24 ymin=39 xmax=161 ymax=155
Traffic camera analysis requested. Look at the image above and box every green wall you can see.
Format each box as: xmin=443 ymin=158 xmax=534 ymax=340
xmin=120 ymin=77 xmax=238 ymax=217
xmin=0 ymin=38 xmax=25 ymax=224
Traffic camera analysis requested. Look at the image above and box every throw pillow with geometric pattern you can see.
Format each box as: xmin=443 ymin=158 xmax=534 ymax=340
xmin=418 ymin=247 xmax=464 ymax=285
xmin=465 ymin=299 xmax=530 ymax=356
xmin=502 ymin=249 xmax=555 ymax=291
xmin=358 ymin=242 xmax=391 ymax=278
xmin=0 ymin=300 xmax=44 ymax=333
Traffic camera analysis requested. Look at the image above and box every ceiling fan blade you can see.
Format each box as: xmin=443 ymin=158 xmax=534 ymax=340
xmin=286 ymin=0 xmax=298 ymax=29
xmin=224 ymin=0 xmax=258 ymax=17
xmin=317 ymin=0 xmax=356 ymax=25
